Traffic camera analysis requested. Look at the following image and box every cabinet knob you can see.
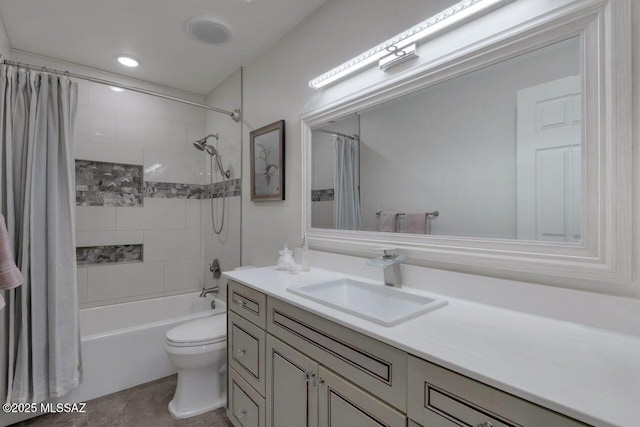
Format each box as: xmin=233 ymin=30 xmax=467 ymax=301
xmin=314 ymin=377 xmax=325 ymax=388
xmin=235 ymin=349 xmax=246 ymax=358
xmin=478 ymin=422 xmax=493 ymax=427
xmin=235 ymin=409 xmax=247 ymax=419
xmin=303 ymin=371 xmax=316 ymax=382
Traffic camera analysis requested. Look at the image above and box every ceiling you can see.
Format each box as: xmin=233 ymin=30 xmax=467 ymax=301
xmin=0 ymin=0 xmax=327 ymax=95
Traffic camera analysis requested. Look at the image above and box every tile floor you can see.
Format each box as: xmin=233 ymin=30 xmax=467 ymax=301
xmin=10 ymin=375 xmax=233 ymax=427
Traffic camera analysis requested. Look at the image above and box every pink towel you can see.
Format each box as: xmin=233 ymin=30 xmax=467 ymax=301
xmin=404 ymin=212 xmax=429 ymax=234
xmin=378 ymin=211 xmax=397 ymax=232
xmin=0 ymin=214 xmax=23 ymax=290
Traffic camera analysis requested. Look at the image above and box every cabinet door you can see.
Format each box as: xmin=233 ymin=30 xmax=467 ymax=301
xmin=318 ymin=367 xmax=406 ymax=427
xmin=266 ymin=335 xmax=318 ymax=427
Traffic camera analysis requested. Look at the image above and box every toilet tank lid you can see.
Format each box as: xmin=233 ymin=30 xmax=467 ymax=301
xmin=166 ymin=313 xmax=226 ymax=344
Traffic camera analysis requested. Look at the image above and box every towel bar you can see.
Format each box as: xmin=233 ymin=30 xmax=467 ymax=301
xmin=375 ymin=211 xmax=439 ymax=217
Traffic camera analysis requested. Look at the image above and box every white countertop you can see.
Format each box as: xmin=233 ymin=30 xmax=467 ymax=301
xmin=223 ymin=266 xmax=640 ymax=427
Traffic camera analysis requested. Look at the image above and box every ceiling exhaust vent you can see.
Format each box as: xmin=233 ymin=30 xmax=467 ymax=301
xmin=186 ymin=18 xmax=232 ymax=45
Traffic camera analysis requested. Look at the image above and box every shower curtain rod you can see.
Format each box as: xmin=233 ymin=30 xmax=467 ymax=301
xmin=313 ymin=128 xmax=359 ymax=140
xmin=0 ymin=58 xmax=241 ymax=122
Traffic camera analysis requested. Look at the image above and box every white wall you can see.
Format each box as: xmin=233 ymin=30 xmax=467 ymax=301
xmin=0 ymin=14 xmax=9 ymax=58
xmin=209 ymin=0 xmax=640 ymax=333
xmin=10 ymin=51 xmax=208 ymax=308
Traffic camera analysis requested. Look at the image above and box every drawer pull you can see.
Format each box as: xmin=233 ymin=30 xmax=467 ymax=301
xmin=235 ymin=349 xmax=246 ymax=358
xmin=234 ymin=298 xmax=246 ymax=307
xmin=304 ymin=371 xmax=316 ymax=382
xmin=235 ymin=409 xmax=247 ymax=419
xmin=478 ymin=423 xmax=493 ymax=427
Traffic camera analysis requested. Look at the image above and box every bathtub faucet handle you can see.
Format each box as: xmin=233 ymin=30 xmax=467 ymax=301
xmin=210 ymin=258 xmax=222 ymax=280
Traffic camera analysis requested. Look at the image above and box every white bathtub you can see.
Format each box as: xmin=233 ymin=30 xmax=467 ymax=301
xmin=3 ymin=292 xmax=227 ymax=426
xmin=69 ymin=292 xmax=226 ymax=404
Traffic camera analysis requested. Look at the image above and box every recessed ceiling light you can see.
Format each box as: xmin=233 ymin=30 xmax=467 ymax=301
xmin=117 ymin=56 xmax=139 ymax=68
xmin=110 ymin=86 xmax=125 ymax=92
xmin=186 ymin=17 xmax=232 ymax=45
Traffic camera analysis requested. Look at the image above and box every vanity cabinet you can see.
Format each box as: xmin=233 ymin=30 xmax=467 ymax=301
xmin=227 ymin=279 xmax=592 ymax=427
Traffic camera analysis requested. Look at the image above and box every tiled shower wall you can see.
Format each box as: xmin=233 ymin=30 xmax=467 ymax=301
xmin=10 ymin=51 xmax=241 ymax=308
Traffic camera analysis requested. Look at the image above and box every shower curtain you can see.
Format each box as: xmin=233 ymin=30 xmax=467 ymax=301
xmin=333 ymin=135 xmax=361 ymax=230
xmin=0 ymin=64 xmax=80 ymax=403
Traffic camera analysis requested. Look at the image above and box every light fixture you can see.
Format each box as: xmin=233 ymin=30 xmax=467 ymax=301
xmin=309 ymin=0 xmax=513 ymax=89
xmin=117 ymin=56 xmax=139 ymax=68
xmin=109 ymin=86 xmax=125 ymax=93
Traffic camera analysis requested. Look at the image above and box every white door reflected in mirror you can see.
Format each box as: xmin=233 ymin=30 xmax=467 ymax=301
xmin=516 ymin=75 xmax=582 ymax=243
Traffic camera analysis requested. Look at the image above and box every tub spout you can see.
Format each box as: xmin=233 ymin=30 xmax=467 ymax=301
xmin=199 ymin=286 xmax=219 ymax=298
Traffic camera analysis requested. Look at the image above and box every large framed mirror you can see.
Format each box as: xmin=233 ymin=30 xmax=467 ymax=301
xmin=301 ymin=0 xmax=632 ymax=295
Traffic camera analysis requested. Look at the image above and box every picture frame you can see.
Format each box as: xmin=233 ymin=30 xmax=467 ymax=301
xmin=250 ymin=120 xmax=285 ymax=201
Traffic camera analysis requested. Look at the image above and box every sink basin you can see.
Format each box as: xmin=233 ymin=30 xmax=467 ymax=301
xmin=287 ymin=278 xmax=447 ymax=326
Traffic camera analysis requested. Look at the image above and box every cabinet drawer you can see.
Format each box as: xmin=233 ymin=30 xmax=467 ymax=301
xmin=267 ymin=297 xmax=407 ymax=412
xmin=407 ymin=356 xmax=590 ymax=427
xmin=229 ymin=280 xmax=267 ymax=328
xmin=229 ymin=311 xmax=266 ymax=396
xmin=229 ymin=367 xmax=266 ymax=427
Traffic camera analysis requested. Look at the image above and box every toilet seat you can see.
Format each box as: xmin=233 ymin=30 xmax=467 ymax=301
xmin=166 ymin=313 xmax=226 ymax=347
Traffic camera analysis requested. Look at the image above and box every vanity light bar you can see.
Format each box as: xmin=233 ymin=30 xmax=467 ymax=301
xmin=309 ymin=0 xmax=513 ymax=89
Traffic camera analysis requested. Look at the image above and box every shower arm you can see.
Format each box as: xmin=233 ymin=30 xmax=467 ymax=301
xmin=199 ymin=134 xmax=219 ymax=143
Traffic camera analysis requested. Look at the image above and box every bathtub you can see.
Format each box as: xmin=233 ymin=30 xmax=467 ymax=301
xmin=3 ymin=292 xmax=226 ymax=426
xmin=68 ymin=292 xmax=226 ymax=404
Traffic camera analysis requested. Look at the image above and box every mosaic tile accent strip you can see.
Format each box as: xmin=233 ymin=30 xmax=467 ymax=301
xmin=76 ymin=160 xmax=143 ymax=206
xmin=76 ymin=244 xmax=143 ymax=266
xmin=144 ymin=178 xmax=242 ymax=199
xmin=145 ymin=182 xmax=207 ymax=199
xmin=312 ymin=188 xmax=334 ymax=202
xmin=210 ymin=178 xmax=242 ymax=198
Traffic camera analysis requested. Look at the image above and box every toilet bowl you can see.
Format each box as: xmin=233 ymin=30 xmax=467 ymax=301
xmin=165 ymin=313 xmax=227 ymax=419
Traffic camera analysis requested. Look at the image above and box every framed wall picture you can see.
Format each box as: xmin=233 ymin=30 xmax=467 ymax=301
xmin=250 ymin=120 xmax=285 ymax=201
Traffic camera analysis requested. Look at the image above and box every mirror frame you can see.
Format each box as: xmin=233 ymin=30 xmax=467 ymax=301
xmin=301 ymin=0 xmax=632 ymax=295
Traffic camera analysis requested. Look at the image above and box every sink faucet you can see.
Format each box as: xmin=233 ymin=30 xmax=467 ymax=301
xmin=367 ymin=248 xmax=406 ymax=287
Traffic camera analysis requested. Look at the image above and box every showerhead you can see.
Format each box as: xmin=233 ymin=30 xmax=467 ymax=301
xmin=192 ymin=134 xmax=219 ymax=152
xmin=193 ymin=139 xmax=207 ymax=151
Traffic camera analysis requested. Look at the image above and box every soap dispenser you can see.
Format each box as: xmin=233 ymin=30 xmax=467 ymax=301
xmin=277 ymin=244 xmax=295 ymax=270
xmin=300 ymin=233 xmax=310 ymax=272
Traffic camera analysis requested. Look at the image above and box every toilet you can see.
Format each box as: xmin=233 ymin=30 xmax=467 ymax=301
xmin=165 ymin=313 xmax=227 ymax=419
